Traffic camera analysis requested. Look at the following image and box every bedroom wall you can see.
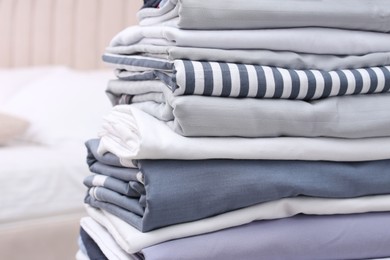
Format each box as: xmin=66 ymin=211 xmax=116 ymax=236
xmin=0 ymin=0 xmax=143 ymax=70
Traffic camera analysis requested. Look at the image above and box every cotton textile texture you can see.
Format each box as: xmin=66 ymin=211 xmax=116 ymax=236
xmin=138 ymin=0 xmax=390 ymax=32
xmin=80 ymin=227 xmax=107 ymax=260
xmin=79 ymin=0 xmax=390 ymax=257
xmin=104 ymin=54 xmax=390 ymax=100
xmin=106 ymin=81 xmax=390 ymax=138
xmin=80 ymin=223 xmax=135 ymax=260
xmin=85 ymin=138 xmax=390 ymax=231
xmin=81 ymin=213 xmax=388 ymax=260
xmin=108 ymin=26 xmax=390 ymax=56
xmin=106 ymin=45 xmax=390 ymax=71
xmin=140 ymin=212 xmax=390 ymax=260
xmin=75 ymin=250 xmax=90 ymax=260
xmin=81 ymin=213 xmax=390 ymax=260
xmin=142 ymin=0 xmax=162 ymax=9
xmin=84 ymin=195 xmax=390 ymax=254
xmin=98 ymin=106 xmax=390 ymax=164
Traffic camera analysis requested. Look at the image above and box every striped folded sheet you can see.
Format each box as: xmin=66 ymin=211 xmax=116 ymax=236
xmin=103 ymin=54 xmax=390 ymax=100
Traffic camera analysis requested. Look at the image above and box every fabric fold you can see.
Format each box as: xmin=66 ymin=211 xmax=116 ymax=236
xmin=81 ymin=213 xmax=390 ymax=260
xmin=106 ymin=81 xmax=390 ymax=138
xmin=104 ymin=54 xmax=390 ymax=100
xmin=98 ymin=106 xmax=390 ymax=164
xmin=81 ymin=219 xmax=136 ymax=260
xmin=141 ymin=212 xmax=390 ymax=260
xmin=85 ymin=194 xmax=390 ymax=254
xmin=109 ymin=26 xmax=390 ymax=55
xmin=106 ymin=45 xmax=390 ymax=71
xmin=86 ymin=138 xmax=390 ymax=231
xmin=138 ymin=0 xmax=390 ymax=33
xmin=80 ymin=227 xmax=108 ymax=260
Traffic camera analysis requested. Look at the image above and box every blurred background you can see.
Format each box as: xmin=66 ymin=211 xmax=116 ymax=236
xmin=0 ymin=0 xmax=142 ymax=259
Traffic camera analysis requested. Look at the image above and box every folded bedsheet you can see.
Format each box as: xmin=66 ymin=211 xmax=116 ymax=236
xmin=84 ymin=144 xmax=390 ymax=232
xmin=98 ymin=106 xmax=390 ymax=164
xmin=84 ymin=194 xmax=390 ymax=254
xmin=109 ymin=25 xmax=390 ymax=56
xmin=106 ymin=81 xmax=390 ymax=138
xmin=86 ymin=139 xmax=390 ymax=232
xmin=142 ymin=212 xmax=390 ymax=260
xmin=81 ymin=220 xmax=134 ymax=260
xmin=104 ymin=54 xmax=390 ymax=101
xmin=106 ymin=45 xmax=390 ymax=71
xmin=83 ymin=212 xmax=390 ymax=260
xmin=138 ymin=0 xmax=390 ymax=33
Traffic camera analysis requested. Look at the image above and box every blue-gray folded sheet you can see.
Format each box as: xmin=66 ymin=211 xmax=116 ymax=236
xmin=84 ymin=139 xmax=390 ymax=232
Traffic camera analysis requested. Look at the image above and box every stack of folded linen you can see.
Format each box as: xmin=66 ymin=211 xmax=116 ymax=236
xmin=77 ymin=1 xmax=390 ymax=259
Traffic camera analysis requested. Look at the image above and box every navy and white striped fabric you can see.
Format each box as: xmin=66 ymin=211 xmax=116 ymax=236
xmin=103 ymin=54 xmax=390 ymax=100
xmin=172 ymin=60 xmax=390 ymax=100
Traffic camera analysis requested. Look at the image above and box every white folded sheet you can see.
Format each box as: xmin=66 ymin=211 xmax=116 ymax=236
xmin=109 ymin=25 xmax=390 ymax=55
xmin=97 ymin=106 xmax=390 ymax=166
xmin=85 ymin=195 xmax=390 ymax=254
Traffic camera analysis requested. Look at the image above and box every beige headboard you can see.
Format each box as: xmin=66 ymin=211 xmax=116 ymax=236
xmin=0 ymin=0 xmax=142 ymax=69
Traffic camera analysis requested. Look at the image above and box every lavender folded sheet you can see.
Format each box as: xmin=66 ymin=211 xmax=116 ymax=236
xmin=141 ymin=212 xmax=390 ymax=260
xmin=85 ymin=139 xmax=390 ymax=232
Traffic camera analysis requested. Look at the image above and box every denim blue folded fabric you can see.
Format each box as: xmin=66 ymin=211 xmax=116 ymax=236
xmin=84 ymin=139 xmax=390 ymax=232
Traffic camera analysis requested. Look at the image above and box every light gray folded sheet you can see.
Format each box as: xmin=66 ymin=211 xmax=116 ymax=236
xmin=109 ymin=25 xmax=390 ymax=55
xmin=141 ymin=212 xmax=390 ymax=260
xmin=138 ymin=0 xmax=390 ymax=32
xmin=106 ymin=44 xmax=390 ymax=71
xmin=107 ymin=80 xmax=390 ymax=138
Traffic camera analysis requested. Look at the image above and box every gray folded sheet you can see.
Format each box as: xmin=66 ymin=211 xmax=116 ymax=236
xmin=141 ymin=212 xmax=390 ymax=260
xmin=140 ymin=0 xmax=390 ymax=32
xmin=107 ymin=80 xmax=390 ymax=138
xmin=84 ymin=139 xmax=390 ymax=232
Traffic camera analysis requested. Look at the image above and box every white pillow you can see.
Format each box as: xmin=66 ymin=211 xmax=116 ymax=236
xmin=0 ymin=112 xmax=30 ymax=145
xmin=1 ymin=67 xmax=113 ymax=145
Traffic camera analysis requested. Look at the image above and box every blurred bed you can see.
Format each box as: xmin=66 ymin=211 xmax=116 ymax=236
xmin=0 ymin=1 xmax=141 ymax=260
